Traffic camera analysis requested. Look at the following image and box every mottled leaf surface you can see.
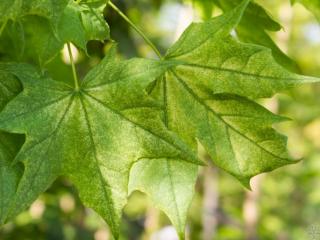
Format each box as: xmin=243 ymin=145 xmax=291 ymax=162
xmin=1 ymin=1 xmax=320 ymax=239
xmin=129 ymin=1 xmax=320 ymax=235
xmin=152 ymin=0 xmax=319 ymax=186
xmin=0 ymin=51 xmax=199 ymax=238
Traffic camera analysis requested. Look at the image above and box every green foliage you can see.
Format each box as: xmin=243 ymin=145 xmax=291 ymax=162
xmin=0 ymin=0 xmax=69 ymax=24
xmin=0 ymin=48 xmax=200 ymax=237
xmin=0 ymin=64 xmax=23 ymax=224
xmin=0 ymin=0 xmax=109 ymax=66
xmin=160 ymin=0 xmax=316 ymax=185
xmin=58 ymin=0 xmax=109 ymax=51
xmin=213 ymin=0 xmax=299 ymax=71
xmin=292 ymin=0 xmax=320 ymax=21
xmin=0 ymin=0 xmax=319 ymax=239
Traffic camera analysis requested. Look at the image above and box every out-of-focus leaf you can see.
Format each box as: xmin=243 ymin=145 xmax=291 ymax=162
xmin=292 ymin=0 xmax=320 ymax=21
xmin=0 ymin=0 xmax=69 ymax=27
xmin=0 ymin=0 xmax=109 ymax=65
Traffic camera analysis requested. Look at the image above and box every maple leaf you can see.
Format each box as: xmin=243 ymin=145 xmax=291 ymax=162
xmin=150 ymin=0 xmax=319 ymax=186
xmin=128 ymin=1 xmax=320 ymax=236
xmin=0 ymin=48 xmax=200 ymax=238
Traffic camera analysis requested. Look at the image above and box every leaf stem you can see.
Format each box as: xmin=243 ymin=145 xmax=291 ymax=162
xmin=0 ymin=20 xmax=8 ymax=37
xmin=67 ymin=43 xmax=80 ymax=91
xmin=108 ymin=1 xmax=163 ymax=59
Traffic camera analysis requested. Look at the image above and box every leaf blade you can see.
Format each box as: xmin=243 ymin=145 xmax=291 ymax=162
xmin=0 ymin=56 xmax=200 ymax=238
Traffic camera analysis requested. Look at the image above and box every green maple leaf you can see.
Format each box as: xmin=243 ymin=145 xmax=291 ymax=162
xmin=0 ymin=48 xmax=200 ymax=238
xmin=129 ymin=1 xmax=320 ymax=236
xmin=152 ymin=0 xmax=319 ymax=186
xmin=213 ymin=0 xmax=299 ymax=71
xmin=0 ymin=64 xmax=24 ymax=223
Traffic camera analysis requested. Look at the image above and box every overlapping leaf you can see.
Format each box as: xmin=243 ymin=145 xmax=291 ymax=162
xmin=0 ymin=48 xmax=200 ymax=238
xmin=213 ymin=0 xmax=299 ymax=71
xmin=0 ymin=64 xmax=24 ymax=224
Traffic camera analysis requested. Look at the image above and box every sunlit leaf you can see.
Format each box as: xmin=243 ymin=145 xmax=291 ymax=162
xmin=0 ymin=49 xmax=199 ymax=238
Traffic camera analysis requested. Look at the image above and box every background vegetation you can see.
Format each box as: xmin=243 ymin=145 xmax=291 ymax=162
xmin=1 ymin=0 xmax=320 ymax=239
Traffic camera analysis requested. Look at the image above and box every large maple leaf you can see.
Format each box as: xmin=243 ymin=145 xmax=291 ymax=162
xmin=0 ymin=48 xmax=200 ymax=238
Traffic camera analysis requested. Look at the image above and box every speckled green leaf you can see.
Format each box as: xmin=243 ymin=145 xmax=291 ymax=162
xmin=166 ymin=1 xmax=317 ymax=99
xmin=128 ymin=75 xmax=199 ymax=239
xmin=0 ymin=51 xmax=199 ymax=238
xmin=128 ymin=1 xmax=319 ymax=235
xmin=152 ymin=0 xmax=320 ymax=187
xmin=0 ymin=64 xmax=24 ymax=224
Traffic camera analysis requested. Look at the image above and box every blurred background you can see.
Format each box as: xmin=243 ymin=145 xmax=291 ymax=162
xmin=1 ymin=0 xmax=320 ymax=239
